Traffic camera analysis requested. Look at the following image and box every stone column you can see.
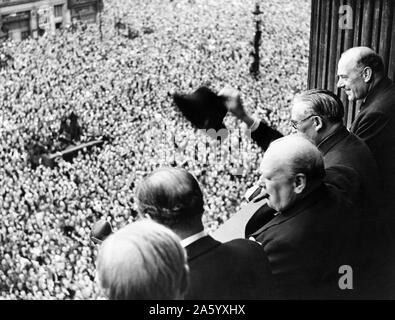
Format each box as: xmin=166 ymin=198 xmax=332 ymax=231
xmin=30 ymin=9 xmax=38 ymax=38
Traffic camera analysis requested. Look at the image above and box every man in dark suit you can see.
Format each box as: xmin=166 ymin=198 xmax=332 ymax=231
xmin=336 ymin=48 xmax=395 ymax=297
xmin=219 ymin=85 xmax=395 ymax=297
xmin=284 ymin=90 xmax=387 ymax=272
xmin=249 ymin=135 xmax=352 ymax=299
xmin=337 ymin=46 xmax=395 ymax=220
xmin=136 ymin=167 xmax=277 ymax=299
xmin=219 ymin=88 xmax=379 ymax=236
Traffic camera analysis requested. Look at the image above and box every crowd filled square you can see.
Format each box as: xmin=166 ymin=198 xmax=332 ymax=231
xmin=0 ymin=0 xmax=310 ymax=299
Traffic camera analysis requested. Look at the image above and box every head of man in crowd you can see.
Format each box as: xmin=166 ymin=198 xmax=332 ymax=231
xmin=337 ymin=46 xmax=385 ymax=101
xmin=136 ymin=167 xmax=205 ymax=238
xmin=96 ymin=219 xmax=189 ymax=300
xmin=259 ymin=135 xmax=325 ymax=212
xmin=290 ymin=89 xmax=345 ymax=145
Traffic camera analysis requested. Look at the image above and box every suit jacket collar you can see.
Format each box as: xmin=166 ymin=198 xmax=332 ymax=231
xmin=185 ymin=235 xmax=221 ymax=262
xmin=251 ymin=185 xmax=328 ymax=237
xmin=181 ymin=230 xmax=207 ymax=248
xmin=317 ymin=125 xmax=349 ymax=156
xmin=361 ymin=76 xmax=393 ymax=111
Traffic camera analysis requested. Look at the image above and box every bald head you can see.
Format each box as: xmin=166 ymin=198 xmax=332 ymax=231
xmin=97 ymin=219 xmax=188 ymax=300
xmin=262 ymin=135 xmax=325 ymax=180
xmin=341 ymin=47 xmax=384 ymax=73
xmin=341 ymin=47 xmax=373 ymax=66
xmin=136 ymin=167 xmax=204 ymax=229
xmin=337 ymin=47 xmax=385 ymax=101
xmin=259 ymin=135 xmax=325 ymax=211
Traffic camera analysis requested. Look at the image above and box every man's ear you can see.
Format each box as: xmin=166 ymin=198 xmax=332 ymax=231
xmin=362 ymin=66 xmax=373 ymax=82
xmin=313 ymin=116 xmax=324 ymax=132
xmin=293 ymin=173 xmax=307 ymax=194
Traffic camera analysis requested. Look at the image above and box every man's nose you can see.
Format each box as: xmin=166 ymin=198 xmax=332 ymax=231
xmin=337 ymin=78 xmax=343 ymax=88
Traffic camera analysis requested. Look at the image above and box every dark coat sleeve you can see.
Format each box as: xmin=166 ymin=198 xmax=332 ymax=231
xmin=351 ymin=111 xmax=389 ymax=156
xmin=251 ymin=122 xmax=283 ymax=150
xmin=323 ymin=165 xmax=361 ymax=207
xmin=245 ymin=204 xmax=276 ymax=238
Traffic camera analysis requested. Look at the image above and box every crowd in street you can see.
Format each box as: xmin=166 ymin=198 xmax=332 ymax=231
xmin=0 ymin=0 xmax=309 ymax=299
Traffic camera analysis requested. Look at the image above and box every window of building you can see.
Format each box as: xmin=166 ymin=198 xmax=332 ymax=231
xmin=54 ymin=4 xmax=63 ymax=18
xmin=21 ymin=30 xmax=30 ymax=40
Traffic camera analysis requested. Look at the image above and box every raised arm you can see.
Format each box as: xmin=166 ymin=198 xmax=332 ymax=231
xmin=219 ymin=87 xmax=283 ymax=150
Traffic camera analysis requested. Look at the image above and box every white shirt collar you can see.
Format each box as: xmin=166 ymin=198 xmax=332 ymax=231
xmin=180 ymin=230 xmax=207 ymax=248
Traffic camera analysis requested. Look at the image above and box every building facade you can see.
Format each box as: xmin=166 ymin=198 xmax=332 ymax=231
xmin=0 ymin=0 xmax=102 ymax=41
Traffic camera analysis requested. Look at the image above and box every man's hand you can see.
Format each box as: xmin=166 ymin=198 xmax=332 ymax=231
xmin=218 ymin=87 xmax=246 ymax=119
xmin=219 ymin=87 xmax=255 ymax=127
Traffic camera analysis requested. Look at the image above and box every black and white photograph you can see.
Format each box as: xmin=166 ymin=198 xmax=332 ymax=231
xmin=0 ymin=0 xmax=395 ymax=305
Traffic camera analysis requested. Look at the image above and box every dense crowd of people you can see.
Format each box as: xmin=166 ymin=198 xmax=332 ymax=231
xmin=0 ymin=0 xmax=310 ymax=299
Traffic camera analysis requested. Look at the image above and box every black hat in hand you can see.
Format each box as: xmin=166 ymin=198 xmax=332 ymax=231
xmin=173 ymin=86 xmax=227 ymax=131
